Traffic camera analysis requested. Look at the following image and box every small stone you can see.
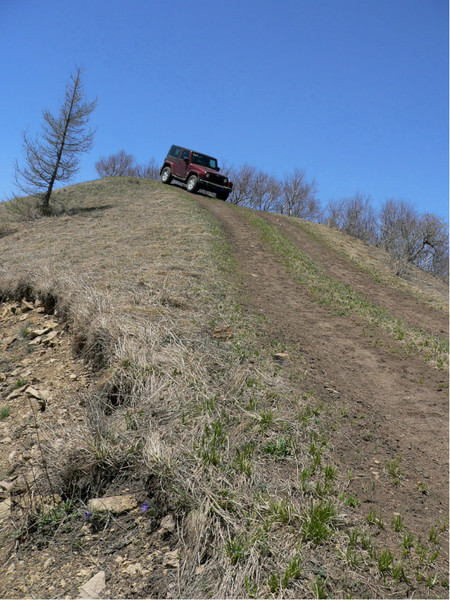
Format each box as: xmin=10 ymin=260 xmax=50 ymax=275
xmin=6 ymin=387 xmax=27 ymax=401
xmin=163 ymin=548 xmax=179 ymax=568
xmin=29 ymin=328 xmax=50 ymax=339
xmin=21 ymin=299 xmax=35 ymax=312
xmin=3 ymin=335 xmax=17 ymax=348
xmin=0 ymin=498 xmax=12 ymax=521
xmin=78 ymin=571 xmax=106 ymax=599
xmin=43 ymin=331 xmax=58 ymax=345
xmin=87 ymin=494 xmax=138 ymax=514
xmin=159 ymin=514 xmax=176 ymax=534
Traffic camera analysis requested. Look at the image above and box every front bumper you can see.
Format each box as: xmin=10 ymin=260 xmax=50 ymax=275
xmin=199 ymin=178 xmax=232 ymax=194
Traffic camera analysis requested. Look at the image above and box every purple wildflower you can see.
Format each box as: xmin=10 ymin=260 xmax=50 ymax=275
xmin=84 ymin=510 xmax=92 ymax=519
xmin=141 ymin=500 xmax=149 ymax=512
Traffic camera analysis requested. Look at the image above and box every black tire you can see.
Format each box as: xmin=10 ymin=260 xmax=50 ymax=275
xmin=217 ymin=191 xmax=229 ymax=201
xmin=186 ymin=174 xmax=199 ymax=193
xmin=161 ymin=166 xmax=172 ymax=184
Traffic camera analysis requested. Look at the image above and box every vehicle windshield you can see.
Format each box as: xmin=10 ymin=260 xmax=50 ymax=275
xmin=192 ymin=152 xmax=218 ymax=170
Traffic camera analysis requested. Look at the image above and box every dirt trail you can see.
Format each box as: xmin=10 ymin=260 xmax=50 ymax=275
xmin=258 ymin=210 xmax=449 ymax=338
xmin=197 ymin=196 xmax=449 ymax=540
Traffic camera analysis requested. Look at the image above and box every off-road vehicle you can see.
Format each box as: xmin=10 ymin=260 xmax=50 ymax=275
xmin=160 ymin=145 xmax=233 ymax=200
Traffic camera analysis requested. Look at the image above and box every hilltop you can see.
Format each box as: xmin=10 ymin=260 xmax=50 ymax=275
xmin=0 ymin=178 xmax=448 ymax=598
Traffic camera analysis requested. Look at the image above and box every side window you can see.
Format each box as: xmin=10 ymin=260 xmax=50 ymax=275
xmin=181 ymin=150 xmax=190 ymax=161
xmin=169 ymin=145 xmax=181 ymax=158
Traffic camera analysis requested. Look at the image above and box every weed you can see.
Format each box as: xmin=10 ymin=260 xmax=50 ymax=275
xmin=19 ymin=325 xmax=31 ymax=338
xmin=198 ymin=419 xmax=227 ymax=466
xmin=402 ymin=531 xmax=414 ymax=556
xmin=415 ymin=481 xmax=429 ymax=495
xmin=268 ymin=498 xmax=293 ymax=525
xmin=377 ymin=548 xmax=394 ymax=575
xmin=267 ymin=572 xmax=280 ymax=594
xmin=244 ymin=577 xmax=257 ymax=598
xmin=385 ymin=457 xmax=403 ymax=485
xmin=391 ymin=514 xmax=404 ymax=532
xmin=310 ymin=574 xmax=330 ymax=599
xmin=301 ymin=500 xmax=336 ymax=544
xmin=12 ymin=378 xmax=27 ymax=390
xmin=263 ymin=436 xmax=292 ymax=459
xmin=425 ymin=572 xmax=439 ymax=589
xmin=0 ymin=405 xmax=11 ymax=420
xmin=226 ymin=535 xmax=247 ymax=565
xmin=281 ymin=551 xmax=302 ymax=588
xmin=367 ymin=510 xmax=384 ymax=529
xmin=392 ymin=562 xmax=406 ymax=584
xmin=259 ymin=409 xmax=274 ymax=427
xmin=345 ymin=547 xmax=362 ymax=568
xmin=233 ymin=441 xmax=255 ymax=476
xmin=429 ymin=526 xmax=439 ymax=544
xmin=344 ymin=494 xmax=359 ymax=508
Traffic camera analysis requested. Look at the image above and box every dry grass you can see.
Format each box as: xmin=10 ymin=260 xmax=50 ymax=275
xmin=0 ymin=178 xmax=448 ymax=598
xmin=295 ymin=217 xmax=449 ymax=314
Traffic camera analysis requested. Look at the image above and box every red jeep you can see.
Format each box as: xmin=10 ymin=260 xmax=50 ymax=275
xmin=160 ymin=145 xmax=233 ymax=201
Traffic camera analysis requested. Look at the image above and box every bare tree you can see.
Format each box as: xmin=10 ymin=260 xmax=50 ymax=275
xmin=227 ymin=164 xmax=258 ymax=205
xmin=15 ymin=67 xmax=97 ymax=214
xmin=95 ymin=150 xmax=134 ymax=177
xmin=279 ymin=168 xmax=321 ymax=221
xmin=379 ymin=199 xmax=448 ymax=277
xmin=325 ymin=193 xmax=377 ymax=244
xmin=130 ymin=158 xmax=160 ymax=180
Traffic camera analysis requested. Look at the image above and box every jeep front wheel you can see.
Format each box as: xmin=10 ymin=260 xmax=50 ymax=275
xmin=186 ymin=175 xmax=199 ymax=193
xmin=217 ymin=191 xmax=229 ymax=201
xmin=161 ymin=167 xmax=172 ymax=184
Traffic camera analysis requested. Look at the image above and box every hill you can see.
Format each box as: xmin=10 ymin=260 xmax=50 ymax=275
xmin=0 ymin=178 xmax=448 ymax=598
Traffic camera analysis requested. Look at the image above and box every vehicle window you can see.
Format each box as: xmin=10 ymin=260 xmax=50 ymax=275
xmin=192 ymin=153 xmax=217 ymax=170
xmin=181 ymin=150 xmax=190 ymax=160
xmin=169 ymin=145 xmax=182 ymax=158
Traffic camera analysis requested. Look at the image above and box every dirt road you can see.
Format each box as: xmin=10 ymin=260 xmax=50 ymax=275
xmin=197 ymin=196 xmax=449 ymax=541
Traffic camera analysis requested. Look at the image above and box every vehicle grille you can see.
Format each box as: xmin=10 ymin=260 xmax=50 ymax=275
xmin=207 ymin=173 xmax=227 ymax=186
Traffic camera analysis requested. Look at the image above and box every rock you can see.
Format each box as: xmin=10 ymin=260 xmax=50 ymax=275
xmin=78 ymin=571 xmax=106 ymax=599
xmin=25 ymin=386 xmax=50 ymax=410
xmin=158 ymin=514 xmax=175 ymax=535
xmin=6 ymin=386 xmax=27 ymax=401
xmin=0 ymin=373 xmax=6 ymax=382
xmin=87 ymin=494 xmax=138 ymax=514
xmin=43 ymin=331 xmax=58 ymax=345
xmin=163 ymin=548 xmax=179 ymax=568
xmin=0 ymin=498 xmax=11 ymax=521
xmin=124 ymin=562 xmax=144 ymax=575
xmin=2 ymin=335 xmax=17 ymax=348
xmin=29 ymin=328 xmax=50 ymax=339
xmin=20 ymin=299 xmax=35 ymax=312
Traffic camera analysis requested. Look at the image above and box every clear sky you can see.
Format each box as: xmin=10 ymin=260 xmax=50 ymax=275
xmin=1 ymin=0 xmax=448 ymax=219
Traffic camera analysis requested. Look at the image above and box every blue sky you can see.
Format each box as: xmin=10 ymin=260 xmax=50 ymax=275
xmin=0 ymin=0 xmax=448 ymax=219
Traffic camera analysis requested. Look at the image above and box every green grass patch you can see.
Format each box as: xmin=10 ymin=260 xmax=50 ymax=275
xmin=244 ymin=212 xmax=448 ymax=367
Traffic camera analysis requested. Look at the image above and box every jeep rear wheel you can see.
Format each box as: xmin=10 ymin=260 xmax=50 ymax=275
xmin=161 ymin=167 xmax=172 ymax=184
xmin=186 ymin=175 xmax=199 ymax=193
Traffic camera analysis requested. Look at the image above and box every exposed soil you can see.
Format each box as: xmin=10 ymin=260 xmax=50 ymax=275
xmin=196 ymin=197 xmax=449 ymax=543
